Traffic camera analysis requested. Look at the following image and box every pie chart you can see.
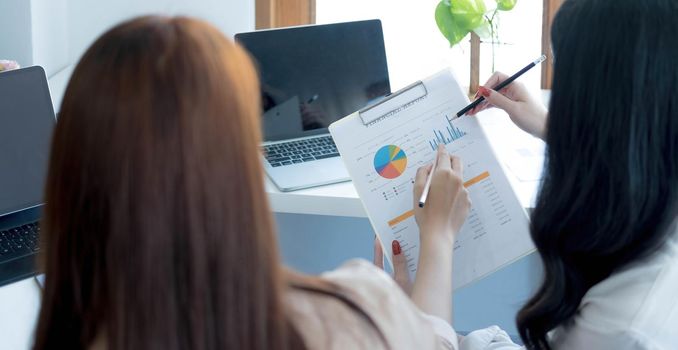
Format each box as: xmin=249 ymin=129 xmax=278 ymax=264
xmin=374 ymin=145 xmax=407 ymax=179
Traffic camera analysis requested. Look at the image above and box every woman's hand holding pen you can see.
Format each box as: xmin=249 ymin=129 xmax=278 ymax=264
xmin=414 ymin=145 xmax=471 ymax=246
xmin=409 ymin=145 xmax=470 ymax=323
xmin=467 ymin=71 xmax=548 ymax=140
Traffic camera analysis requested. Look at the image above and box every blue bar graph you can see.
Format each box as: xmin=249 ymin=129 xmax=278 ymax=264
xmin=428 ymin=117 xmax=467 ymax=150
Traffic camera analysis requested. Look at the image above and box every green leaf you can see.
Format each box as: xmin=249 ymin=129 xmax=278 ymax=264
xmin=449 ymin=0 xmax=487 ymax=30
xmin=472 ymin=18 xmax=492 ymax=40
xmin=435 ymin=2 xmax=470 ymax=46
xmin=496 ymin=0 xmax=517 ymax=11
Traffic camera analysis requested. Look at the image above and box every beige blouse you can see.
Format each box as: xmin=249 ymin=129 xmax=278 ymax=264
xmin=286 ymin=259 xmax=457 ymax=349
xmin=89 ymin=259 xmax=457 ymax=350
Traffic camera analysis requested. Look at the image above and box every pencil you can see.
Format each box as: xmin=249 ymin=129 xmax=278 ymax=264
xmin=418 ymin=154 xmax=439 ymax=208
xmin=456 ymin=55 xmax=546 ymax=118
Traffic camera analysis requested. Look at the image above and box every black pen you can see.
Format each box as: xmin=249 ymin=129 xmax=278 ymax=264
xmin=456 ymin=55 xmax=546 ymax=118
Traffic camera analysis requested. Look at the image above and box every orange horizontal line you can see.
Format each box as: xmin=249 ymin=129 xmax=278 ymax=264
xmin=464 ymin=171 xmax=490 ymax=188
xmin=388 ymin=209 xmax=414 ymax=227
xmin=386 ymin=172 xmax=488 ymax=228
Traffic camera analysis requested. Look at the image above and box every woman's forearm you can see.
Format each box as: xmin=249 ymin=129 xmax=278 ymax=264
xmin=411 ymin=232 xmax=455 ymax=324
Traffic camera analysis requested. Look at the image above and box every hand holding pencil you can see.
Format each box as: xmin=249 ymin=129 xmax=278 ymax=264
xmin=467 ymin=71 xmax=548 ymax=140
xmin=413 ymin=145 xmax=471 ymax=244
xmin=414 ymin=56 xmax=546 ymax=239
xmin=464 ymin=56 xmax=549 ymax=140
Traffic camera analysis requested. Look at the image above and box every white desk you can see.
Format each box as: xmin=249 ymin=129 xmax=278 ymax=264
xmin=0 ymin=108 xmax=545 ymax=349
xmin=0 ymin=278 xmax=41 ymax=349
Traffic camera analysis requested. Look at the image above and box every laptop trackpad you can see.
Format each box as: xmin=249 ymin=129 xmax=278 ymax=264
xmin=266 ymin=157 xmax=349 ymax=191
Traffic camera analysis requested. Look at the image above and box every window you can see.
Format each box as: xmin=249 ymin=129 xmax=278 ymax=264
xmin=317 ymin=0 xmax=543 ymax=94
xmin=256 ymin=0 xmax=562 ymax=92
xmin=317 ymin=0 xmax=470 ymax=91
xmin=477 ymin=2 xmax=543 ymax=91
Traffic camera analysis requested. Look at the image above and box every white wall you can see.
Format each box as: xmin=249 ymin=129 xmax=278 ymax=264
xmin=0 ymin=0 xmax=33 ymax=69
xmin=67 ymin=0 xmax=254 ymax=63
xmin=1 ymin=0 xmax=255 ymax=110
xmin=30 ymin=0 xmax=69 ymax=78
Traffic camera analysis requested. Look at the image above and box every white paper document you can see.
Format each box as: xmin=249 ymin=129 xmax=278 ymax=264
xmin=329 ymin=69 xmax=535 ymax=289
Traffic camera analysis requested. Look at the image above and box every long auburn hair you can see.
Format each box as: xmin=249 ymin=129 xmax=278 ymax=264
xmin=35 ymin=16 xmax=305 ymax=349
xmin=517 ymin=0 xmax=678 ymax=348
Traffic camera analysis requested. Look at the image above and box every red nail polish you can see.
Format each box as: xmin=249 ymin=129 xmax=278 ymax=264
xmin=478 ymin=86 xmax=491 ymax=97
xmin=392 ymin=240 xmax=402 ymax=255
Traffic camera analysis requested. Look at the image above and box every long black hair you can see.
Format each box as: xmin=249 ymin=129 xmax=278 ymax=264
xmin=517 ymin=0 xmax=678 ymax=348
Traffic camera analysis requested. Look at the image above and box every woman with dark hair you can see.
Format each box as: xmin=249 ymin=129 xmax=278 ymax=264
xmin=460 ymin=0 xmax=677 ymax=349
xmin=34 ymin=15 xmax=470 ymax=350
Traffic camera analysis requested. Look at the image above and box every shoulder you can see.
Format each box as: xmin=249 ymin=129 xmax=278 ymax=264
xmin=554 ymin=234 xmax=678 ymax=349
xmin=325 ymin=259 xmax=457 ymax=349
xmin=286 ymin=259 xmax=457 ymax=350
xmin=319 ymin=258 xmax=401 ymax=297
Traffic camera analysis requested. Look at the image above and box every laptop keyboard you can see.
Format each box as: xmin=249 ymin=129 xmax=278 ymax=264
xmin=263 ymin=135 xmax=340 ymax=167
xmin=0 ymin=222 xmax=40 ymax=260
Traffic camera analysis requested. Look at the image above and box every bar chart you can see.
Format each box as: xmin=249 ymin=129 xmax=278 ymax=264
xmin=428 ymin=115 xmax=467 ymax=150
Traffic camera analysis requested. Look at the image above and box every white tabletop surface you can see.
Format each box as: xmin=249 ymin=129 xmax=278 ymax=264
xmin=0 ymin=278 xmax=42 ymax=349
xmin=0 ymin=106 xmax=546 ymax=349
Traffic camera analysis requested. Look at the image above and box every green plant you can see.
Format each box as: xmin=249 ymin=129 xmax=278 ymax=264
xmin=435 ymin=0 xmax=517 ymax=72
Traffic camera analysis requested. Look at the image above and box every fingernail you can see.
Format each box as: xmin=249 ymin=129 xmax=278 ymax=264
xmin=478 ymin=86 xmax=491 ymax=97
xmin=392 ymin=240 xmax=402 ymax=255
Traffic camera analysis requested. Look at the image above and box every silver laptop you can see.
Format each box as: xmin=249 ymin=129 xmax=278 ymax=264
xmin=235 ymin=20 xmax=390 ymax=191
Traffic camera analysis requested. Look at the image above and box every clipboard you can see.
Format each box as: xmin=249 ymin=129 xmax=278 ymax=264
xmin=358 ymin=81 xmax=428 ymax=126
xmin=329 ymin=68 xmax=534 ymax=289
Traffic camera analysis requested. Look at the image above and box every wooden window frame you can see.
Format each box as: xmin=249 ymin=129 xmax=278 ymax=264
xmin=256 ymin=0 xmax=563 ymax=90
xmin=470 ymin=0 xmax=563 ymax=93
xmin=470 ymin=33 xmax=481 ymax=95
xmin=256 ymin=0 xmax=315 ymax=29
xmin=541 ymin=0 xmax=563 ymax=89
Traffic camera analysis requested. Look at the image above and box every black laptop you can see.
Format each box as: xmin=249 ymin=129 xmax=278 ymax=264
xmin=0 ymin=66 xmax=55 ymax=287
xmin=235 ymin=20 xmax=391 ymax=191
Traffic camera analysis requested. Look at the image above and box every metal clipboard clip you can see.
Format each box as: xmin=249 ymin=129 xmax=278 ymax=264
xmin=358 ymin=81 xmax=428 ymax=126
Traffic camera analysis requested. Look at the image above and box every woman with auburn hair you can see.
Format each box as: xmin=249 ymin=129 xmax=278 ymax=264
xmin=34 ymin=16 xmax=470 ymax=349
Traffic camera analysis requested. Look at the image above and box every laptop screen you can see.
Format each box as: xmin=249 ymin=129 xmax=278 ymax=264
xmin=0 ymin=67 xmax=55 ymax=216
xmin=236 ymin=20 xmax=390 ymax=141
